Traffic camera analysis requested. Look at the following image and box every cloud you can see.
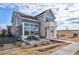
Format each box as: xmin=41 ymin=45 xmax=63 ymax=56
xmin=0 ymin=4 xmax=7 ymax=8
xmin=0 ymin=3 xmax=17 ymax=9
xmin=1 ymin=3 xmax=79 ymax=30
xmin=16 ymin=3 xmax=60 ymax=16
xmin=0 ymin=24 xmax=6 ymax=29
xmin=13 ymin=3 xmax=79 ymax=30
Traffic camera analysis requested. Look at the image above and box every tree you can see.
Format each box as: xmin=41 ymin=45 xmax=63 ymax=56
xmin=7 ymin=26 xmax=13 ymax=36
xmin=0 ymin=29 xmax=5 ymax=37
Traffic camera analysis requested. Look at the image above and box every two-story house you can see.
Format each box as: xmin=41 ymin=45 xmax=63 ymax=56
xmin=11 ymin=9 xmax=57 ymax=40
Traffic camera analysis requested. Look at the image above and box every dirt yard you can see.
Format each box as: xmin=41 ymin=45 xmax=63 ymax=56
xmin=0 ymin=41 xmax=69 ymax=55
xmin=60 ymin=37 xmax=79 ymax=42
xmin=67 ymin=38 xmax=79 ymax=42
xmin=58 ymin=32 xmax=79 ymax=42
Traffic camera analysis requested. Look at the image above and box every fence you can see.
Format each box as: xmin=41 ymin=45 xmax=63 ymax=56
xmin=0 ymin=36 xmax=21 ymax=44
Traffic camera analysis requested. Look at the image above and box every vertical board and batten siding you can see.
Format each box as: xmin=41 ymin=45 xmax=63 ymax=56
xmin=36 ymin=14 xmax=45 ymax=37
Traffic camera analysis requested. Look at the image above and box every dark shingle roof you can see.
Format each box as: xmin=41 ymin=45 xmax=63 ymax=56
xmin=35 ymin=9 xmax=56 ymax=19
xmin=12 ymin=9 xmax=55 ymax=22
xmin=13 ymin=11 xmax=37 ymax=20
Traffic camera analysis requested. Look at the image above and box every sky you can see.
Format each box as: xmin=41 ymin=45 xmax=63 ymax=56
xmin=0 ymin=3 xmax=79 ymax=30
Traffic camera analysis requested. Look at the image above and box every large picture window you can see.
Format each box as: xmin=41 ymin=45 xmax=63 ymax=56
xmin=29 ymin=23 xmax=35 ymax=35
xmin=24 ymin=23 xmax=29 ymax=35
xmin=24 ymin=22 xmax=39 ymax=36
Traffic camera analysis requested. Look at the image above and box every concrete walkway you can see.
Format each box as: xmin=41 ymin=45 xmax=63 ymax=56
xmin=51 ymin=42 xmax=79 ymax=55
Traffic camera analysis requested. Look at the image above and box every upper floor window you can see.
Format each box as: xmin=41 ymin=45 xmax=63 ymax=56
xmin=15 ymin=18 xmax=19 ymax=26
xmin=16 ymin=19 xmax=18 ymax=26
xmin=15 ymin=17 xmax=22 ymax=26
xmin=46 ymin=17 xmax=54 ymax=22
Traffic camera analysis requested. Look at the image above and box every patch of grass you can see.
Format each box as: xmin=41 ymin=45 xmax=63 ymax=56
xmin=65 ymin=37 xmax=79 ymax=42
xmin=59 ymin=33 xmax=79 ymax=42
xmin=0 ymin=40 xmax=70 ymax=55
xmin=37 ymin=45 xmax=60 ymax=52
xmin=4 ymin=43 xmax=69 ymax=55
xmin=72 ymin=38 xmax=79 ymax=42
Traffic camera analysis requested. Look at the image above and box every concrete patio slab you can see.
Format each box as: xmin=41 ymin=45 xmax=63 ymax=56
xmin=51 ymin=43 xmax=79 ymax=55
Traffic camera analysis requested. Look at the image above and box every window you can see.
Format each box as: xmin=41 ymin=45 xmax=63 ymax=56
xmin=19 ymin=26 xmax=22 ymax=35
xmin=35 ymin=25 xmax=39 ymax=35
xmin=24 ymin=22 xmax=39 ymax=36
xmin=24 ymin=23 xmax=29 ymax=35
xmin=15 ymin=18 xmax=21 ymax=26
xmin=51 ymin=30 xmax=53 ymax=33
xmin=46 ymin=17 xmax=54 ymax=22
xmin=29 ymin=23 xmax=35 ymax=35
xmin=15 ymin=18 xmax=20 ymax=26
xmin=16 ymin=19 xmax=18 ymax=26
xmin=24 ymin=25 xmax=29 ymax=35
xmin=46 ymin=17 xmax=50 ymax=22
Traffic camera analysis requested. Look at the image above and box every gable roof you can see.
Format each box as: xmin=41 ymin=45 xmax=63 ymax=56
xmin=35 ymin=9 xmax=56 ymax=19
xmin=13 ymin=11 xmax=37 ymax=20
xmin=35 ymin=9 xmax=48 ymax=17
xmin=12 ymin=9 xmax=56 ymax=23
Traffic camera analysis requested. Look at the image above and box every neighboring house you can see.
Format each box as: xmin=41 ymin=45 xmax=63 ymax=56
xmin=11 ymin=9 xmax=57 ymax=40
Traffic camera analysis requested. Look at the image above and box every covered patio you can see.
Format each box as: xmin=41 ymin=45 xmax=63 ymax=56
xmin=21 ymin=21 xmax=40 ymax=40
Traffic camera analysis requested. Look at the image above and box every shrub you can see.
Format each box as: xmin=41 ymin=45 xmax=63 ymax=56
xmin=73 ymin=33 xmax=78 ymax=37
xmin=0 ymin=29 xmax=5 ymax=37
xmin=0 ymin=44 xmax=4 ymax=47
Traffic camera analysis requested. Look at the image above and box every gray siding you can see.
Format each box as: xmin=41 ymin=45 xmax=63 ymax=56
xmin=11 ymin=9 xmax=57 ymax=39
xmin=36 ymin=10 xmax=56 ymax=37
xmin=44 ymin=10 xmax=55 ymax=22
xmin=16 ymin=17 xmax=23 ymax=26
xmin=12 ymin=16 xmax=16 ymax=35
xmin=12 ymin=15 xmax=23 ymax=36
xmin=36 ymin=14 xmax=45 ymax=37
